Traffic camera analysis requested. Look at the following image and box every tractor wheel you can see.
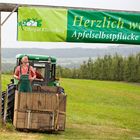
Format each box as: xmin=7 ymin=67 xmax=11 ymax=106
xmin=1 ymin=91 xmax=6 ymax=117
xmin=7 ymin=84 xmax=16 ymax=122
xmin=2 ymin=84 xmax=16 ymax=122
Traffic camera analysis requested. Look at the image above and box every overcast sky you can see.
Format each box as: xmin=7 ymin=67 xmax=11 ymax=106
xmin=1 ymin=0 xmax=140 ymax=49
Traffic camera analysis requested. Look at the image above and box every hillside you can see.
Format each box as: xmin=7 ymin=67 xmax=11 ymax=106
xmin=2 ymin=45 xmax=140 ymax=72
xmin=2 ymin=45 xmax=140 ymax=59
xmin=1 ymin=75 xmax=140 ymax=140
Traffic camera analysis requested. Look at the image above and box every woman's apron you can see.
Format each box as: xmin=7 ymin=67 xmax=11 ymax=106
xmin=18 ymin=65 xmax=32 ymax=92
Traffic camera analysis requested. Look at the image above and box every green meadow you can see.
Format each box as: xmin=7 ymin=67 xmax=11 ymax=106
xmin=0 ymin=74 xmax=140 ymax=140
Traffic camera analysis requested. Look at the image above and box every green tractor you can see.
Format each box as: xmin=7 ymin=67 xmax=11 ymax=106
xmin=14 ymin=54 xmax=60 ymax=86
xmin=2 ymin=54 xmax=66 ymax=131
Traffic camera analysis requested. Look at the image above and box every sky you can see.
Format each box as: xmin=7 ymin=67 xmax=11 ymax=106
xmin=1 ymin=0 xmax=140 ymax=49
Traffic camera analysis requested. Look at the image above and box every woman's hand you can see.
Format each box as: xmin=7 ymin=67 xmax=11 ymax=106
xmin=30 ymin=75 xmax=36 ymax=81
xmin=14 ymin=75 xmax=19 ymax=80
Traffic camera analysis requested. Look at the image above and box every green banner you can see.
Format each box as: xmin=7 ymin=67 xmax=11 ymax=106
xmin=18 ymin=7 xmax=140 ymax=44
xmin=18 ymin=7 xmax=67 ymax=42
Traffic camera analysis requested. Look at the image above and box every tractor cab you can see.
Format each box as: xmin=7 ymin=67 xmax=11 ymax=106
xmin=15 ymin=54 xmax=59 ymax=87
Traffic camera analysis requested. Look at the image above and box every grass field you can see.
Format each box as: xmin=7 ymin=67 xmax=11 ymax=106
xmin=1 ymin=74 xmax=140 ymax=140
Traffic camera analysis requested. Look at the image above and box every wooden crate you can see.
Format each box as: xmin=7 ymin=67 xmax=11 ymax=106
xmin=13 ymin=90 xmax=67 ymax=131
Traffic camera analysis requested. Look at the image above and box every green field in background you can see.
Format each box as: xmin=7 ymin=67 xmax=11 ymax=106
xmin=1 ymin=74 xmax=140 ymax=140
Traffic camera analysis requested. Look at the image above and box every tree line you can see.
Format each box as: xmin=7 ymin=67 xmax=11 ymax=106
xmin=56 ymin=53 xmax=140 ymax=82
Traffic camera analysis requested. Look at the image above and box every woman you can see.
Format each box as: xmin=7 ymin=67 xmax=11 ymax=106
xmin=14 ymin=55 xmax=36 ymax=92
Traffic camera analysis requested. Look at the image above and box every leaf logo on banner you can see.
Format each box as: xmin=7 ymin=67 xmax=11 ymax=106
xmin=18 ymin=18 xmax=42 ymax=30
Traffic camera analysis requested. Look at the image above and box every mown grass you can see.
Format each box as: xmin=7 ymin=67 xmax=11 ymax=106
xmin=0 ymin=74 xmax=140 ymax=140
xmin=1 ymin=74 xmax=13 ymax=91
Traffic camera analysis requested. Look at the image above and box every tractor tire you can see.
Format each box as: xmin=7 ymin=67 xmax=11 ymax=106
xmin=2 ymin=84 xmax=16 ymax=122
xmin=1 ymin=91 xmax=6 ymax=117
xmin=7 ymin=84 xmax=16 ymax=122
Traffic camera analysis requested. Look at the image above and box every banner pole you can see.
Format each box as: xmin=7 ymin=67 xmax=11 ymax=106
xmin=0 ymin=11 xmax=2 ymax=124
